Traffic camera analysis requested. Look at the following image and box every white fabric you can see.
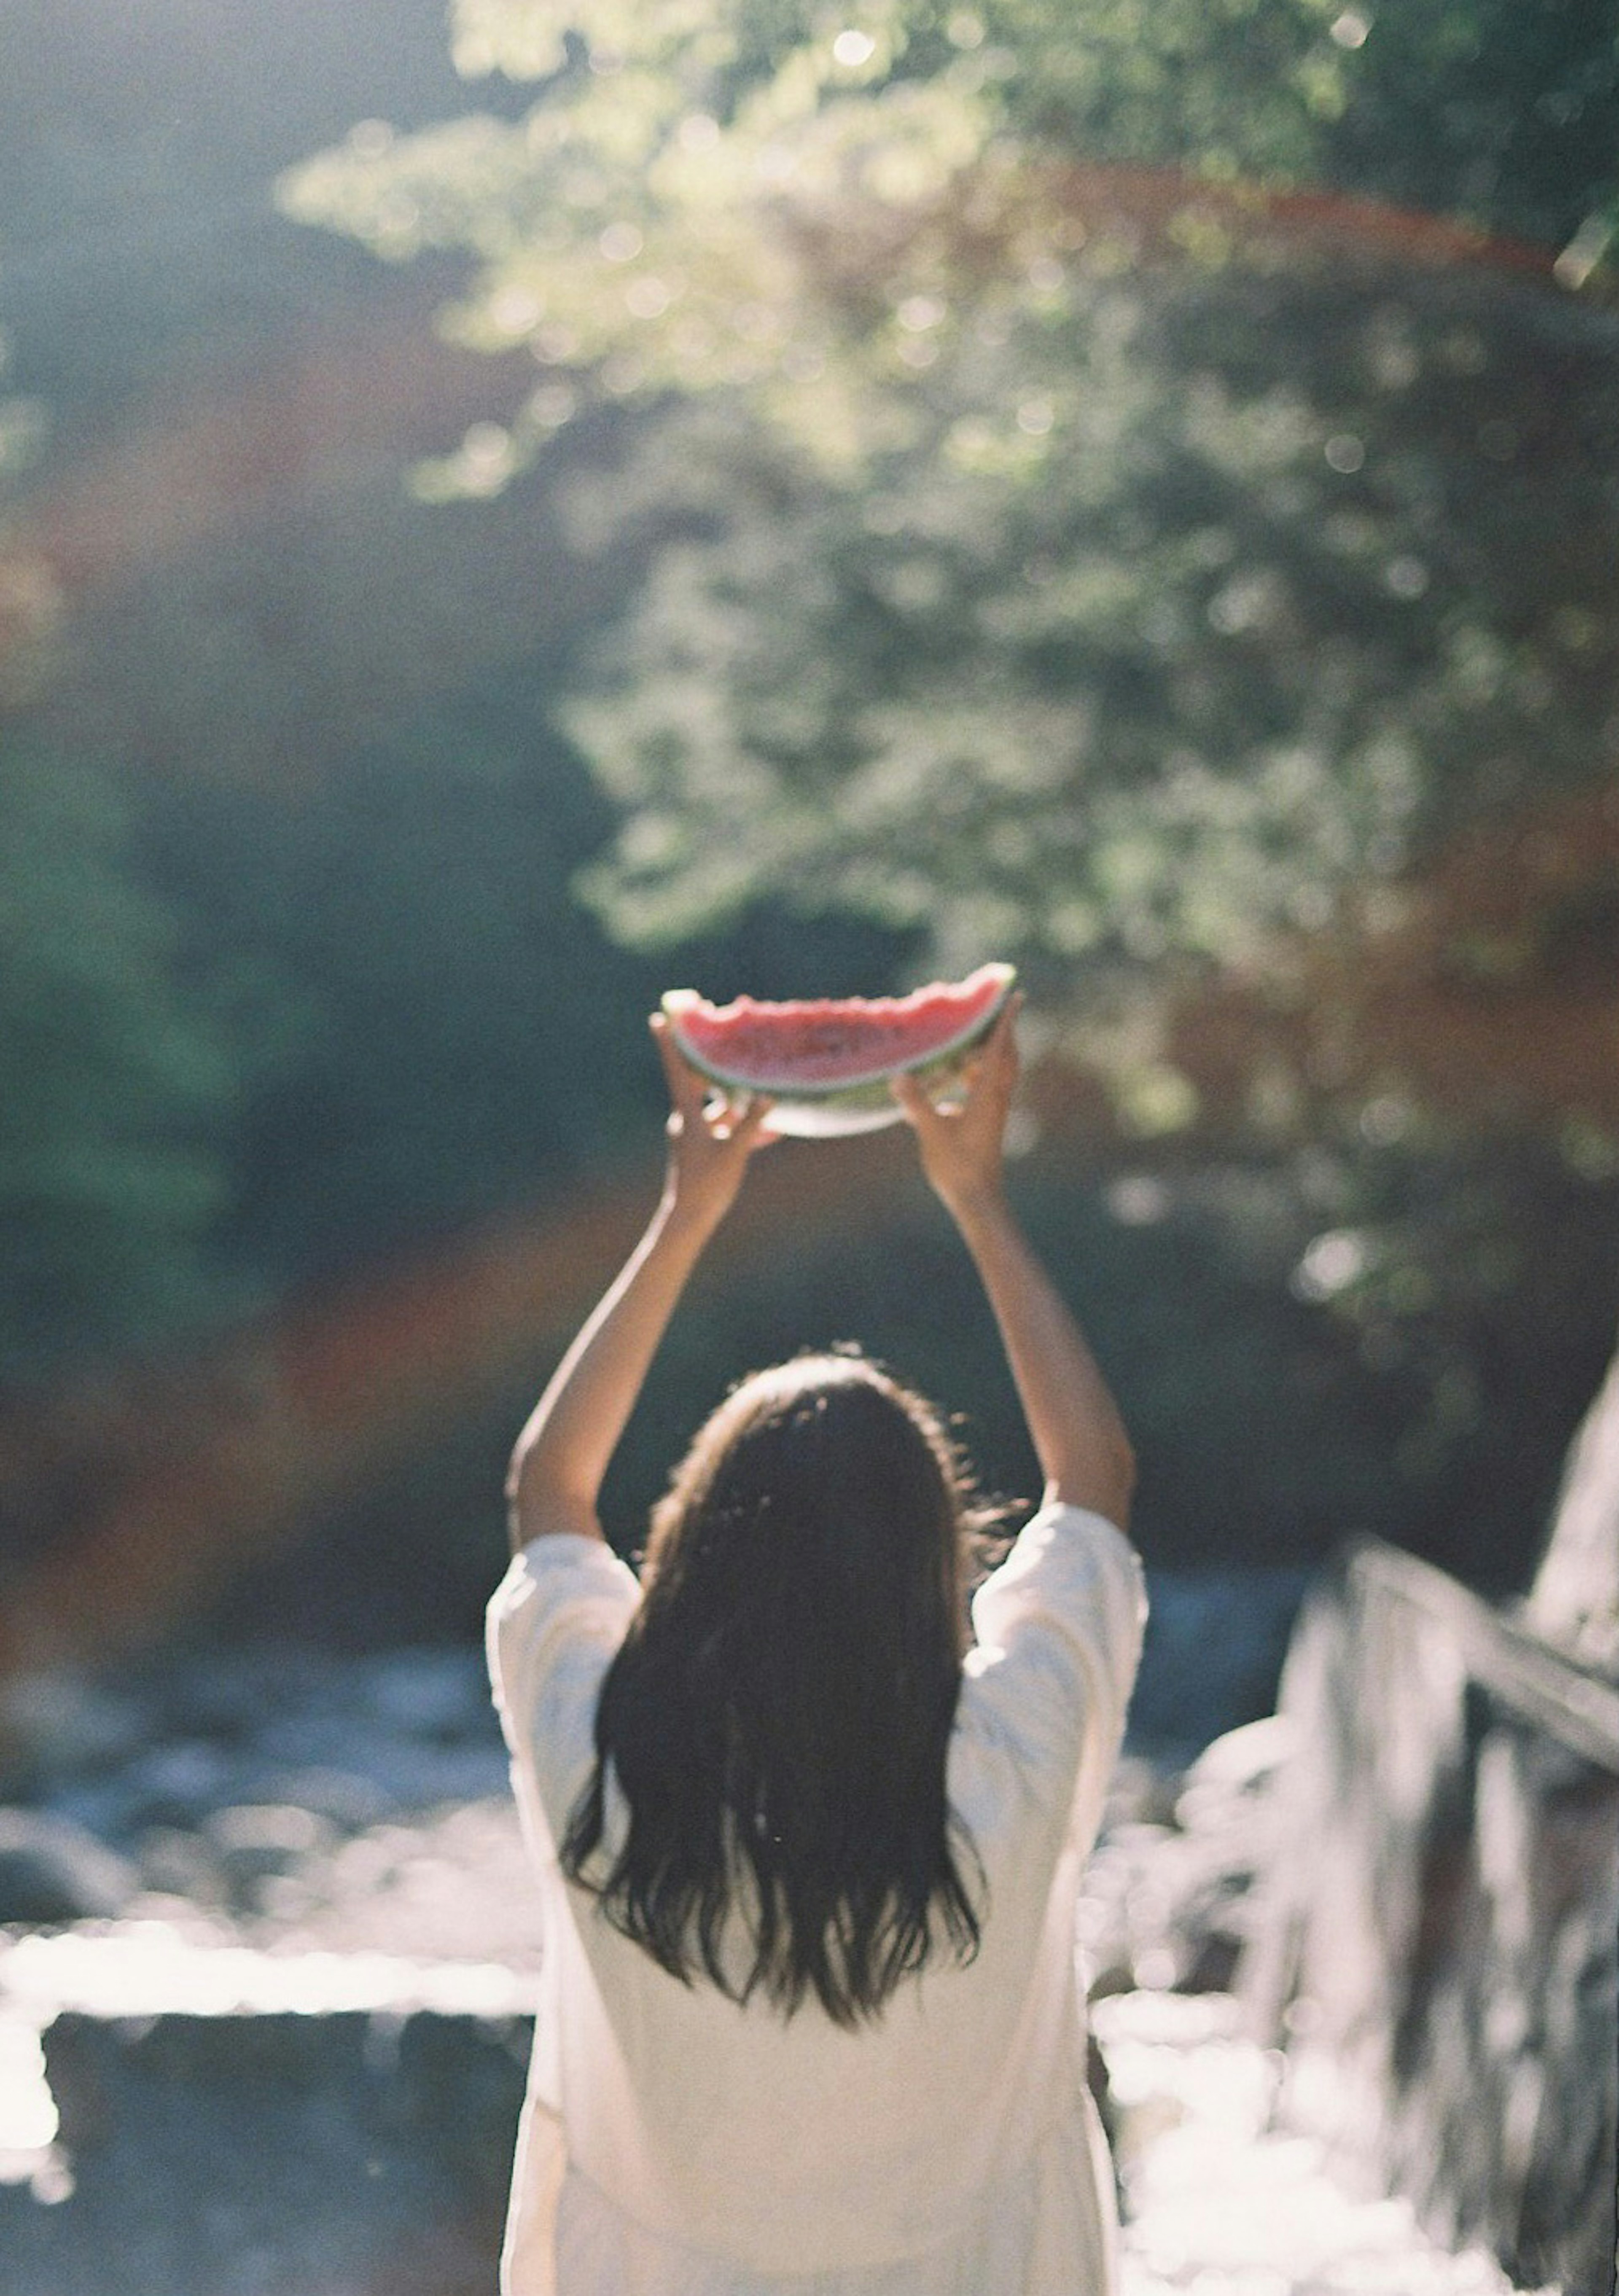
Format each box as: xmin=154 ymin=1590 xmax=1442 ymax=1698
xmin=487 ymin=1500 xmax=1146 ymax=2296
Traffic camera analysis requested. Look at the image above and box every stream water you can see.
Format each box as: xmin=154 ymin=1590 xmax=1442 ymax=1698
xmin=1097 ymin=1993 xmax=1543 ymax=2296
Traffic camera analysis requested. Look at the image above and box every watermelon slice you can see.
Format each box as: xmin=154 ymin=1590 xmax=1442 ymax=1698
xmin=661 ymin=963 xmax=1017 ymax=1137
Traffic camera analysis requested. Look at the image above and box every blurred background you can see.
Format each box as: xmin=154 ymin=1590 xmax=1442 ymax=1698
xmin=1 ymin=0 xmax=1617 ymax=1774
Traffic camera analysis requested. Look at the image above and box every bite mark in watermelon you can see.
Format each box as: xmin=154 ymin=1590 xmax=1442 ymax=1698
xmin=661 ymin=963 xmax=1017 ymax=1137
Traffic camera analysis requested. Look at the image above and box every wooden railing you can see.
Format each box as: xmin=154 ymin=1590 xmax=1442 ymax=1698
xmin=1349 ymin=1542 xmax=1619 ymax=1771
xmin=1247 ymin=1538 xmax=1619 ymax=2296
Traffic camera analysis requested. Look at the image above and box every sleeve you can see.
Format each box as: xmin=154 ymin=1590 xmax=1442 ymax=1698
xmin=962 ymin=1502 xmax=1148 ymax=1822
xmin=485 ymin=1534 xmax=642 ymax=1852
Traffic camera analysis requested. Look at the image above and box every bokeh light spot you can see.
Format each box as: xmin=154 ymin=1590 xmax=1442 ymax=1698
xmin=1385 ymin=555 xmax=1430 ymax=599
xmin=599 ymin=222 xmax=643 ymax=263
xmin=489 ymin=286 xmax=541 ymax=337
xmin=347 ymin=119 xmax=394 ymax=159
xmin=1295 ymin=1229 xmax=1371 ymax=1301
xmin=626 ymin=276 xmax=673 ymax=319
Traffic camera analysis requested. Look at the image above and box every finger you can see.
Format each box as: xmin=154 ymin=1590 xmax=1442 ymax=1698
xmin=733 ymin=1095 xmax=777 ymax=1151
xmin=650 ymin=1014 xmax=705 ymax=1114
xmin=649 ymin=1012 xmax=679 ymax=1089
xmin=982 ymin=1000 xmax=1022 ymax=1086
xmin=987 ymin=996 xmax=1022 ymax=1059
xmin=702 ymin=1086 xmax=765 ymax=1138
xmin=891 ymin=1071 xmax=933 ymax=1123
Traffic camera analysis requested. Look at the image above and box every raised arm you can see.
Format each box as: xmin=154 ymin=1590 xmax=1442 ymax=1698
xmin=505 ymin=1020 xmax=774 ymax=1551
xmin=893 ymin=1004 xmax=1135 ymax=1528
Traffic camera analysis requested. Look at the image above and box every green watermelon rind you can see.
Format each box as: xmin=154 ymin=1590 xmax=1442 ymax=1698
xmin=660 ymin=966 xmax=1016 ymax=1137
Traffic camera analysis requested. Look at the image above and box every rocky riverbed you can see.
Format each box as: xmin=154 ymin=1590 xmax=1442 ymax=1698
xmin=0 ymin=1637 xmax=1294 ymax=1979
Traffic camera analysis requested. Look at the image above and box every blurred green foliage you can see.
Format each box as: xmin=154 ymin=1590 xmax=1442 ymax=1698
xmin=281 ymin=0 xmax=1619 ymax=989
xmin=612 ymin=1147 xmax=1617 ymax=1591
xmin=3 ymin=661 xmax=1614 ymax=1588
xmin=287 ymin=0 xmax=1619 ymax=290
xmin=0 ymin=741 xmax=232 ymax=1375
xmin=136 ymin=690 xmax=918 ymax=1290
xmin=212 ymin=1135 xmax=1619 ymax=1644
xmin=559 ymin=285 xmax=1617 ymax=980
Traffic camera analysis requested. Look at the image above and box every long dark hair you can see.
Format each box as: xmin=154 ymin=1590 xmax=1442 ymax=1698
xmin=560 ymin=1352 xmax=990 ymax=2027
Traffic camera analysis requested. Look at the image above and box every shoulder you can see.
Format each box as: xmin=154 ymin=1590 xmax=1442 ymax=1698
xmin=972 ymin=1501 xmax=1145 ymax=1659
xmin=958 ymin=1501 xmax=1147 ymax=1783
xmin=489 ymin=1530 xmax=641 ymax=1622
xmin=486 ymin=1534 xmax=641 ymax=1720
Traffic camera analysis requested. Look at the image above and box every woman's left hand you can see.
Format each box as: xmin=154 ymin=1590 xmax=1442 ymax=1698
xmin=651 ymin=1014 xmax=776 ymax=1232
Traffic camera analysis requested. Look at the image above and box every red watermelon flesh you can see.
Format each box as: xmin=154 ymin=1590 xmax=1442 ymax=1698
xmin=661 ymin=963 xmax=1016 ymax=1137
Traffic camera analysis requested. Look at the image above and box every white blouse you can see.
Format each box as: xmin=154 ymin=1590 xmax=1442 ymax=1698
xmin=487 ymin=1500 xmax=1146 ymax=2296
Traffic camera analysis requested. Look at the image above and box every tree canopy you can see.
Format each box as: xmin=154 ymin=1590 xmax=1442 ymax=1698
xmin=281 ymin=0 xmax=1619 ymax=1101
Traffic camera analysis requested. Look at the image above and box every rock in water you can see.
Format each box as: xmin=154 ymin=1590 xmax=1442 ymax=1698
xmin=0 ymin=2004 xmax=531 ymax=2296
xmin=0 ymin=1812 xmax=139 ymax=1925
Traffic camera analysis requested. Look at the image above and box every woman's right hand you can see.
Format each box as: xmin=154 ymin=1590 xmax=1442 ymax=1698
xmin=652 ymin=1014 xmax=775 ymax=1234
xmin=891 ymin=996 xmax=1022 ymax=1218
